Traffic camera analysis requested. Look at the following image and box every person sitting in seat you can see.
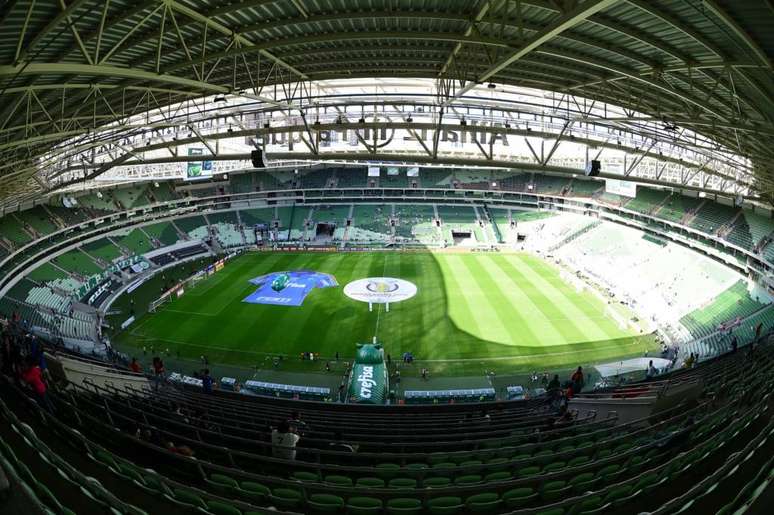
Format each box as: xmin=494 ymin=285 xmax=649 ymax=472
xmin=272 ymin=421 xmax=300 ymax=460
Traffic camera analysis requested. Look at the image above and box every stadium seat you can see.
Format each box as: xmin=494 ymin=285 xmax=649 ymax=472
xmin=541 ymin=480 xmax=570 ymax=502
xmin=355 ymin=477 xmax=385 ymax=488
xmin=239 ymin=481 xmax=270 ymax=503
xmin=169 ymin=487 xmax=208 ymax=510
xmin=308 ymin=493 xmax=345 ymax=513
xmin=386 ymin=497 xmax=423 ymax=514
xmin=346 ymin=496 xmax=383 ymax=515
xmin=423 ymin=477 xmax=452 ymax=488
xmin=270 ymin=488 xmax=304 ymax=510
xmin=465 ymin=492 xmax=501 ymax=513
xmin=325 ymin=474 xmax=354 ymax=487
xmin=388 ymin=477 xmax=417 ymax=489
xmin=207 ymin=500 xmax=243 ymax=515
xmin=502 ymin=487 xmax=537 ymax=508
xmin=426 ymin=496 xmax=464 ymax=515
xmin=207 ymin=473 xmax=239 ymax=496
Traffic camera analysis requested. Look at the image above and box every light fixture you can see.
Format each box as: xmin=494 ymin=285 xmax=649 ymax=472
xmin=406 ymin=115 xmax=413 ymax=123
xmin=460 ymin=118 xmax=467 ymax=126
xmin=358 ymin=117 xmax=366 ymax=124
xmin=263 ymin=121 xmax=270 ymax=128
xmin=213 ymin=95 xmax=226 ymax=103
xmin=487 ymin=83 xmax=496 ymax=89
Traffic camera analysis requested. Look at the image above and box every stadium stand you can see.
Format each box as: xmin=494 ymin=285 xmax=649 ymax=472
xmin=53 ymin=249 xmax=103 ymax=277
xmin=0 ymin=214 xmax=33 ymax=247
xmin=624 ymin=187 xmax=670 ymax=215
xmin=175 ymin=216 xmax=209 ymax=238
xmin=656 ymin=194 xmax=703 ymax=224
xmin=239 ymin=208 xmax=274 ymax=227
xmin=142 ymin=221 xmax=181 ymax=247
xmin=114 ymin=229 xmax=155 ymax=255
xmin=690 ymin=202 xmax=739 ymax=235
xmin=2 ymin=335 xmax=774 ymax=515
xmin=81 ymin=239 xmax=124 ymax=264
xmin=349 ymin=205 xmax=391 ymax=242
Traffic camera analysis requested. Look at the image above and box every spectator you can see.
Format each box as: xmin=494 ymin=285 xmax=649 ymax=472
xmin=646 ymin=360 xmax=657 ymax=380
xmin=129 ymin=357 xmax=141 ymax=373
xmin=683 ymin=353 xmax=696 ymax=369
xmin=152 ymin=357 xmax=165 ymax=391
xmin=547 ymin=374 xmax=561 ymax=390
xmin=730 ymin=336 xmax=738 ymax=354
xmin=21 ymin=356 xmax=54 ymax=414
xmin=570 ymin=366 xmax=584 ymax=393
xmin=202 ymin=369 xmax=213 ymax=393
xmin=287 ymin=410 xmax=307 ymax=434
xmin=271 ymin=421 xmax=300 ymax=460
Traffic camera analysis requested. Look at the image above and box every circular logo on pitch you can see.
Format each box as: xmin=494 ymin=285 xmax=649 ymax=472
xmin=344 ymin=277 xmax=417 ymax=304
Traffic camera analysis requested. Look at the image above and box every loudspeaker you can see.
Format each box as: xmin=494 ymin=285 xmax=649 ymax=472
xmin=585 ymin=160 xmax=601 ymax=176
xmin=251 ymin=149 xmax=265 ymax=168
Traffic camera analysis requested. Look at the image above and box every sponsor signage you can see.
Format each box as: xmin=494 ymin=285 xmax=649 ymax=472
xmin=344 ymin=277 xmax=417 ymax=305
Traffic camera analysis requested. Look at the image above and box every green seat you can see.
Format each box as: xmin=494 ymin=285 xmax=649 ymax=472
xmin=466 ymin=492 xmax=501 ymax=513
xmin=326 ymin=475 xmax=354 ymax=487
xmin=533 ymin=449 xmax=554 ymax=465
xmin=36 ymin=482 xmax=67 ymax=513
xmin=423 ymin=477 xmax=452 ymax=488
xmin=116 ymin=464 xmax=144 ymax=485
xmin=573 ymin=495 xmax=604 ymax=514
xmin=405 ymin=463 xmax=429 ymax=478
xmin=430 ymin=462 xmax=457 ymax=476
xmin=308 ymin=493 xmax=345 ymax=513
xmin=389 ymin=478 xmax=417 ymax=489
xmin=502 ymin=487 xmax=537 ymax=509
xmin=427 ymin=496 xmax=463 ymax=515
xmin=386 ymin=497 xmax=422 ymax=514
xmin=93 ymin=450 xmax=117 ymax=470
xmin=453 ymin=474 xmax=480 ymax=486
xmin=605 ymin=484 xmax=634 ymax=504
xmin=568 ymin=455 xmax=590 ymax=468
xmin=271 ymin=488 xmax=304 ymax=510
xmin=543 ymin=462 xmax=565 ymax=473
xmin=537 ymin=509 xmax=565 ymax=515
xmin=172 ymin=488 xmax=208 ymax=509
xmin=293 ymin=471 xmax=320 ymax=482
xmin=541 ymin=480 xmax=569 ymax=502
xmin=634 ymin=473 xmax=660 ymax=492
xmin=627 ymin=455 xmax=646 ymax=473
xmin=143 ymin=474 xmax=171 ymax=495
xmin=569 ymin=472 xmax=597 ymax=494
xmin=376 ymin=463 xmax=401 ymax=479
xmin=355 ymin=477 xmax=385 ymax=488
xmin=347 ymin=496 xmax=383 ymax=515
xmin=207 ymin=473 xmax=239 ymax=496
xmin=207 ymin=500 xmax=242 ymax=515
xmin=484 ymin=471 xmax=511 ymax=482
xmin=518 ymin=465 xmax=541 ymax=478
xmin=485 ymin=457 xmax=509 ymax=471
xmin=597 ymin=464 xmax=622 ymax=483
xmin=239 ymin=481 xmax=270 ymax=503
xmin=595 ymin=449 xmax=613 ymax=460
xmin=459 ymin=460 xmax=482 ymax=468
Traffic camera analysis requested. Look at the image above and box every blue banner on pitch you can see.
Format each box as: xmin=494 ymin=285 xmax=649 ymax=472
xmin=242 ymin=270 xmax=338 ymax=306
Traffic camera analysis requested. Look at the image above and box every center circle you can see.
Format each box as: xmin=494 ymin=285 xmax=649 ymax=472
xmin=344 ymin=277 xmax=418 ymax=304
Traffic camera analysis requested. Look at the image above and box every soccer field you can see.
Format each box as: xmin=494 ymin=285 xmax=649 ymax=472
xmin=113 ymin=251 xmax=655 ymax=375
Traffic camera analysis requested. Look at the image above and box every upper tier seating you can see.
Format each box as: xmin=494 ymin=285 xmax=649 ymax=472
xmin=690 ymin=202 xmax=738 ymax=235
xmin=656 ymin=194 xmax=703 ymax=224
xmin=624 ymin=187 xmax=669 ymax=215
xmin=114 ymin=229 xmax=155 ymax=255
xmin=142 ymin=221 xmax=180 ymax=247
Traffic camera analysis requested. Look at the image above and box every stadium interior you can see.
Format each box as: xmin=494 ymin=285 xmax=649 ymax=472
xmin=1 ymin=1 xmax=774 ymax=514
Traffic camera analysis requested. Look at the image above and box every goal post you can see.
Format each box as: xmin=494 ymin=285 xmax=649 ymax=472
xmin=148 ymin=294 xmax=172 ymax=313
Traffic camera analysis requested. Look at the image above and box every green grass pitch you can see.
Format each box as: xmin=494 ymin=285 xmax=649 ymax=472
xmin=112 ymin=251 xmax=656 ymax=376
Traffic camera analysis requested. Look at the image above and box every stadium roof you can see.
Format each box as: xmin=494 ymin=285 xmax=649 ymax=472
xmin=0 ymin=0 xmax=772 ymax=202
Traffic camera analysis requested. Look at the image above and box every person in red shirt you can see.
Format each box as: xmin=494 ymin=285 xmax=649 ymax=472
xmin=129 ymin=357 xmax=141 ymax=374
xmin=21 ymin=357 xmax=54 ymax=413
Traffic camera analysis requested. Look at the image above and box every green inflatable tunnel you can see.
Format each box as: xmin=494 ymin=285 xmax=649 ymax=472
xmin=347 ymin=343 xmax=388 ymax=404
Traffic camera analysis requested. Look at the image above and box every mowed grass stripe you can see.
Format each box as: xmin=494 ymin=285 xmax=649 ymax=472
xmin=520 ymin=254 xmax=631 ymax=339
xmin=481 ymin=254 xmax=570 ymax=346
xmin=490 ymin=254 xmax=590 ymax=344
xmin=510 ymin=254 xmax=614 ymax=342
xmin=469 ymin=254 xmax=559 ymax=346
xmin=440 ymin=255 xmax=514 ymax=344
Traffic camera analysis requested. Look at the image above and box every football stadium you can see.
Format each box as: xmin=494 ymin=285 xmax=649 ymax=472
xmin=0 ymin=1 xmax=773 ymax=514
